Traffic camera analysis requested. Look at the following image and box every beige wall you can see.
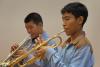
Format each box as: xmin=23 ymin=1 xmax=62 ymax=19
xmin=0 ymin=0 xmax=100 ymax=67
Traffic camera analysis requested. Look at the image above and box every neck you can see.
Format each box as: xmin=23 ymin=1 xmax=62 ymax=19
xmin=70 ymin=30 xmax=83 ymax=42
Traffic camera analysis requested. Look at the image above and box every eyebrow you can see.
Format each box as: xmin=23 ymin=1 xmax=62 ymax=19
xmin=62 ymin=16 xmax=70 ymax=19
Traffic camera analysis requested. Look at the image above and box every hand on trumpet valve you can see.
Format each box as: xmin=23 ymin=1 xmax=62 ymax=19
xmin=35 ymin=46 xmax=50 ymax=59
xmin=10 ymin=43 xmax=26 ymax=58
xmin=35 ymin=36 xmax=43 ymax=45
xmin=11 ymin=43 xmax=19 ymax=52
xmin=13 ymin=49 xmax=26 ymax=58
xmin=33 ymin=36 xmax=46 ymax=59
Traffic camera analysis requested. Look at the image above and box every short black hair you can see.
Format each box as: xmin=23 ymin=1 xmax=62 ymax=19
xmin=61 ymin=2 xmax=88 ymax=27
xmin=24 ymin=12 xmax=43 ymax=25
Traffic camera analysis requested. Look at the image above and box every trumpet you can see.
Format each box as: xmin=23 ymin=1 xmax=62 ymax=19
xmin=0 ymin=36 xmax=30 ymax=67
xmin=0 ymin=31 xmax=64 ymax=67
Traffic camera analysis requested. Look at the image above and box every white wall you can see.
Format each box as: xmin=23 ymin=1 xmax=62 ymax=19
xmin=0 ymin=0 xmax=100 ymax=67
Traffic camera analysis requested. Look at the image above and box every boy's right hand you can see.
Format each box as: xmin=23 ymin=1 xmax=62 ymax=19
xmin=11 ymin=43 xmax=19 ymax=52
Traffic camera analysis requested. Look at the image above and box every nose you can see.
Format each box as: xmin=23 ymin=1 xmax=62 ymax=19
xmin=27 ymin=28 xmax=31 ymax=34
xmin=63 ymin=23 xmax=66 ymax=28
xmin=63 ymin=23 xmax=68 ymax=30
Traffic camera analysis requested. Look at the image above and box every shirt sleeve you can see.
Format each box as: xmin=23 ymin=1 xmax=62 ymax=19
xmin=45 ymin=45 xmax=94 ymax=67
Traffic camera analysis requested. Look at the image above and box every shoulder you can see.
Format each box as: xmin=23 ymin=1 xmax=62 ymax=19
xmin=76 ymin=37 xmax=90 ymax=48
xmin=41 ymin=31 xmax=49 ymax=40
xmin=76 ymin=37 xmax=93 ymax=53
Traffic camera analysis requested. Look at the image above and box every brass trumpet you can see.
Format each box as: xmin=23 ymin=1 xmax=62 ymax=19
xmin=0 ymin=31 xmax=64 ymax=67
xmin=0 ymin=36 xmax=30 ymax=67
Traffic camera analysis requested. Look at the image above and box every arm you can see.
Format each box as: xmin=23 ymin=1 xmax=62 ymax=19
xmin=45 ymin=45 xmax=94 ymax=67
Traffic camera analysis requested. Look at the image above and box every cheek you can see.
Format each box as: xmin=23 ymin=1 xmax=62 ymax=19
xmin=32 ymin=27 xmax=39 ymax=33
xmin=31 ymin=28 xmax=37 ymax=33
xmin=70 ymin=23 xmax=79 ymax=33
xmin=67 ymin=22 xmax=77 ymax=32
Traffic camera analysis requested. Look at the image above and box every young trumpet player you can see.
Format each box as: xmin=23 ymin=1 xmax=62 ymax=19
xmin=36 ymin=2 xmax=94 ymax=67
xmin=11 ymin=12 xmax=54 ymax=67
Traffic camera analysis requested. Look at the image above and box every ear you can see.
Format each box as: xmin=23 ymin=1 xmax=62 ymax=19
xmin=78 ymin=16 xmax=84 ymax=25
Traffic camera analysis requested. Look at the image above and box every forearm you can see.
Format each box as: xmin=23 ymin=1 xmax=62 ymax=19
xmin=44 ymin=47 xmax=67 ymax=67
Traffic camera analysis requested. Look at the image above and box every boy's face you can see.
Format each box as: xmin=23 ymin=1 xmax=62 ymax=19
xmin=62 ymin=12 xmax=82 ymax=36
xmin=25 ymin=21 xmax=42 ymax=38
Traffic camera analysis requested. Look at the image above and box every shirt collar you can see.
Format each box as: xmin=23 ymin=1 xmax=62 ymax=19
xmin=66 ymin=31 xmax=85 ymax=46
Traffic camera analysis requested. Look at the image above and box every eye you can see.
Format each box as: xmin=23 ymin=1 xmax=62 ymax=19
xmin=30 ymin=26 xmax=34 ymax=29
xmin=63 ymin=17 xmax=70 ymax=21
xmin=65 ymin=18 xmax=70 ymax=21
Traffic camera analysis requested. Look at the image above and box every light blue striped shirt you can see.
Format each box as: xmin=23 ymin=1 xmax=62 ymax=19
xmin=43 ymin=34 xmax=94 ymax=67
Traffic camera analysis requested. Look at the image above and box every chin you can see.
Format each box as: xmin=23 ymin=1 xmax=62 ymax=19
xmin=66 ymin=33 xmax=70 ymax=36
xmin=31 ymin=35 xmax=35 ymax=38
xmin=64 ymin=30 xmax=70 ymax=35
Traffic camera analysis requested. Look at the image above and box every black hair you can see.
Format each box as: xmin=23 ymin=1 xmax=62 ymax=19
xmin=24 ymin=12 xmax=43 ymax=25
xmin=61 ymin=2 xmax=88 ymax=27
